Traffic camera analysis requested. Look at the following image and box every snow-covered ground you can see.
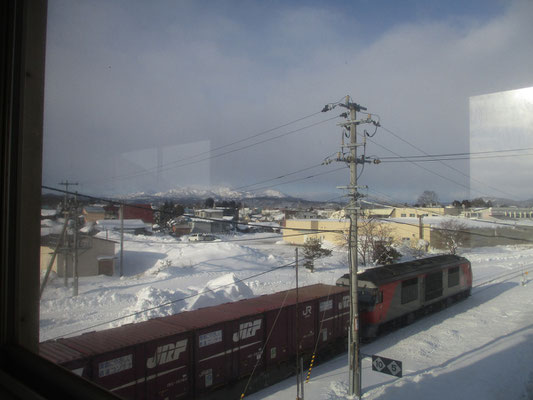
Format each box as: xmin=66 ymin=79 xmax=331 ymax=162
xmin=39 ymin=232 xmax=533 ymax=399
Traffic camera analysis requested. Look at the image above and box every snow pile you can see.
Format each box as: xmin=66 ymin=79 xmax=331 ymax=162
xmin=186 ymin=273 xmax=254 ymax=310
xmin=117 ymin=286 xmax=189 ymax=325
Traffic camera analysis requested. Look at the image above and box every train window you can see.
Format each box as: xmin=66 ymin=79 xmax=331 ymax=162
xmin=448 ymin=267 xmax=460 ymax=287
xmin=425 ymin=271 xmax=443 ymax=301
xmin=358 ymin=288 xmax=378 ymax=306
xmin=401 ymin=278 xmax=418 ymax=304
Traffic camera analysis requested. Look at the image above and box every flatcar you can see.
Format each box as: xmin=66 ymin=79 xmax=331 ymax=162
xmin=336 ymin=254 xmax=472 ymax=338
xmin=40 ymin=284 xmax=350 ymax=399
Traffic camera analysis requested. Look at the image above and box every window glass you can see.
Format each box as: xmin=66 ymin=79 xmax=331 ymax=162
xmin=425 ymin=271 xmax=443 ymax=301
xmin=35 ymin=1 xmax=533 ymax=398
xmin=448 ymin=266 xmax=460 ymax=288
xmin=401 ymin=278 xmax=418 ymax=304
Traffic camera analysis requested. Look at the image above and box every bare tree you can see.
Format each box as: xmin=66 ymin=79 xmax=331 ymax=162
xmin=438 ymin=219 xmax=469 ymax=254
xmin=357 ymin=217 xmax=399 ymax=265
xmin=417 ymin=190 xmax=439 ymax=206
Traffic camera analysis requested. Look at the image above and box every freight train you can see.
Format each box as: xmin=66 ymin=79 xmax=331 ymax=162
xmin=40 ymin=284 xmax=350 ymax=399
xmin=39 ymin=254 xmax=471 ymax=399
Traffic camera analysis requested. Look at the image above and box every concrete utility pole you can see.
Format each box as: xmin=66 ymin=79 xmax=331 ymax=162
xmin=58 ymin=180 xmax=78 ymax=208
xmin=59 ymin=180 xmax=77 ymax=289
xmin=333 ymin=95 xmax=376 ymax=398
xmin=120 ymin=203 xmax=124 ymax=277
xmin=72 ymin=191 xmax=79 ymax=296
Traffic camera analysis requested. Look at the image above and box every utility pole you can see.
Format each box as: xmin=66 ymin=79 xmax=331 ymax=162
xmin=59 ymin=181 xmax=77 ymax=288
xmin=72 ymin=191 xmax=79 ymax=296
xmin=120 ymin=203 xmax=124 ymax=277
xmin=418 ymin=215 xmax=424 ymax=240
xmin=295 ymin=248 xmax=301 ymax=400
xmin=327 ymin=95 xmax=377 ymax=398
xmin=58 ymin=180 xmax=78 ymax=209
xmin=345 ymin=97 xmax=362 ymax=398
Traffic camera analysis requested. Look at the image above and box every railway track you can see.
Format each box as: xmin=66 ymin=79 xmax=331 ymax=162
xmin=471 ymin=264 xmax=531 ymax=294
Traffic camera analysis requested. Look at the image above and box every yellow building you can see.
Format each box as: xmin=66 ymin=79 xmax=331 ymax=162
xmin=389 ymin=207 xmax=445 ymax=218
xmin=283 ymin=218 xmax=432 ymax=248
xmin=40 ymin=236 xmax=116 ymax=277
xmin=82 ymin=206 xmax=106 ymax=223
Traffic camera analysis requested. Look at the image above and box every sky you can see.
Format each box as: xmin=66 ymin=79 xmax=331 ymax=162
xmin=42 ymin=0 xmax=533 ymax=203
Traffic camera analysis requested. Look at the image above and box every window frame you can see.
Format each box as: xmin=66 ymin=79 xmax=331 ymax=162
xmin=0 ymin=1 xmax=120 ymax=398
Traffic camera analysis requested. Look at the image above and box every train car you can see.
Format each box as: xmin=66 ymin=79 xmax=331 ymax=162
xmin=39 ymin=284 xmax=350 ymax=399
xmin=40 ymin=318 xmax=193 ymax=399
xmin=336 ymin=254 xmax=472 ymax=338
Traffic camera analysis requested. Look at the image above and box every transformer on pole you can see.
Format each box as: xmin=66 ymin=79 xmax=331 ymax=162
xmin=328 ymin=95 xmax=377 ymax=398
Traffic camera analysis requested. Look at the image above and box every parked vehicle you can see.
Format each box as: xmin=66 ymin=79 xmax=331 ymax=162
xmin=188 ymin=233 xmax=219 ymax=242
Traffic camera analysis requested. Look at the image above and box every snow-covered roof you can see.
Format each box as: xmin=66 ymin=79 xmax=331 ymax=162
xmin=95 ymin=219 xmax=149 ymax=230
xmin=84 ymin=206 xmax=105 ymax=213
xmin=41 ymin=209 xmax=57 ymax=217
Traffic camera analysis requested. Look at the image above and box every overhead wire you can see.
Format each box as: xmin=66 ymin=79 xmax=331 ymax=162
xmin=85 ymin=113 xmax=340 ymax=186
xmin=232 ymin=151 xmax=339 ymax=192
xmin=49 ymin=261 xmax=296 ymax=340
xmin=362 ymin=188 xmax=532 ymax=230
xmin=377 ymin=124 xmax=520 ymax=200
xmin=378 ymin=147 xmax=533 ymax=160
xmin=41 ymin=185 xmax=347 ymax=236
xmin=366 ymin=137 xmax=488 ymax=197
xmin=380 ymin=153 xmax=533 ymax=163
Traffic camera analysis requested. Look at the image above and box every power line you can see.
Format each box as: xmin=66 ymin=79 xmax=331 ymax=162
xmin=380 ymin=153 xmax=533 ymax=163
xmin=378 ymin=147 xmax=533 ymax=160
xmin=377 ymin=124 xmax=520 ymax=200
xmin=232 ymin=162 xmax=324 ymax=191
xmin=49 ymin=261 xmax=296 ymax=340
xmin=232 ymin=151 xmax=339 ymax=191
xmin=244 ymin=165 xmax=347 ymax=193
xmin=367 ymin=137 xmax=475 ymax=194
xmin=86 ymin=114 xmax=339 ymax=186
xmin=362 ymin=190 xmax=529 ymax=230
xmin=41 ymin=185 xmax=347 ymax=235
xmin=373 ymin=215 xmax=533 ymax=244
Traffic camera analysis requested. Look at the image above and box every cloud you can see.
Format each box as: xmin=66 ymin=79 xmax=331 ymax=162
xmin=43 ymin=0 xmax=533 ymax=202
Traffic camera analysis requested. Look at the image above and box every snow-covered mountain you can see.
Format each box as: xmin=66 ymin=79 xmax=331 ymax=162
xmin=118 ymin=186 xmax=290 ymax=203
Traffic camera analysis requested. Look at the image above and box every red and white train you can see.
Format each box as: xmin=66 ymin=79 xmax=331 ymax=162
xmin=336 ymin=254 xmax=473 ymax=338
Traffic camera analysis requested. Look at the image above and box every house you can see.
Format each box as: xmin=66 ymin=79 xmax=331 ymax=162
xmin=189 ymin=218 xmax=231 ymax=234
xmin=194 ymin=208 xmax=224 ymax=219
xmin=123 ymin=204 xmax=154 ymax=223
xmin=41 ymin=208 xmax=58 ymax=220
xmin=40 ymin=235 xmax=116 ymax=277
xmin=389 ymin=207 xmax=445 ymax=218
xmin=283 ymin=218 xmax=432 ymax=248
xmin=95 ymin=219 xmax=152 ymax=235
xmin=491 ymin=207 xmax=533 ymax=219
xmin=169 ymin=216 xmax=192 ymax=237
xmin=82 ymin=205 xmax=106 ymax=223
xmin=461 ymin=207 xmax=492 ymax=219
